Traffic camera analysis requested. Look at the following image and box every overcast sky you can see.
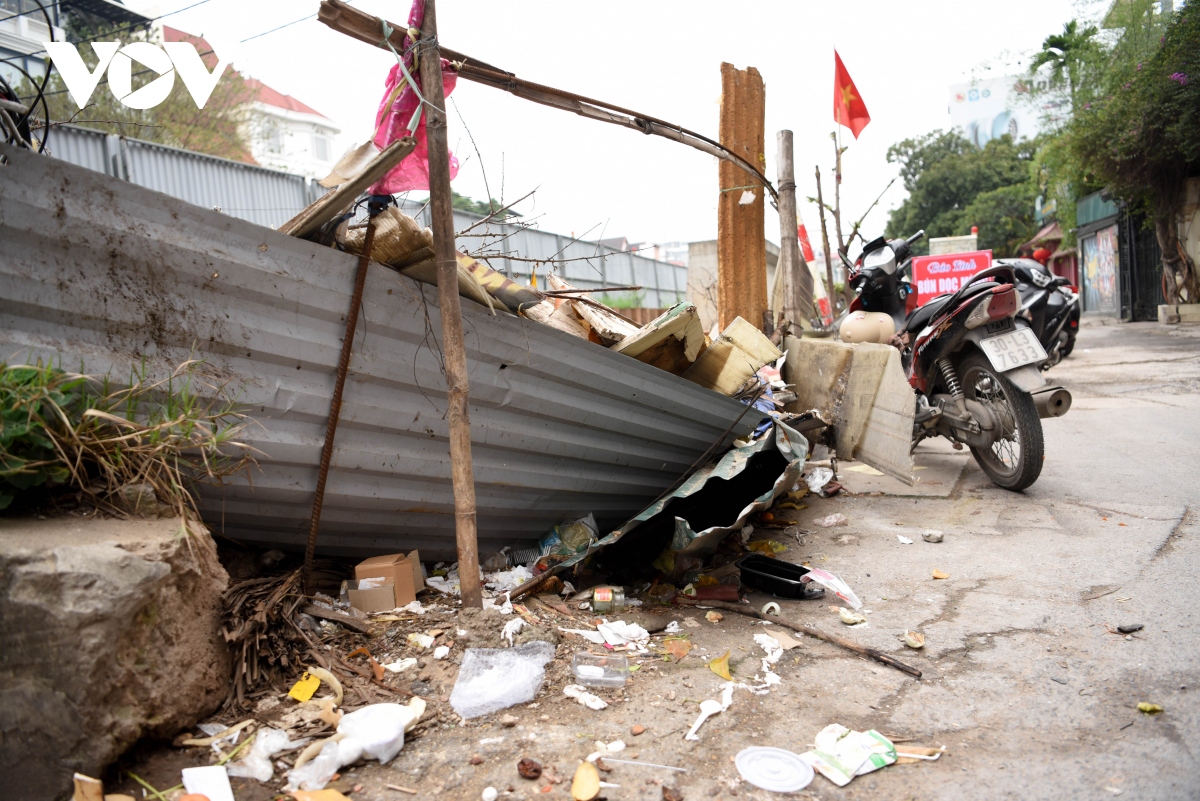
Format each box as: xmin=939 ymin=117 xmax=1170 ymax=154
xmin=126 ymin=0 xmax=1099 ymax=251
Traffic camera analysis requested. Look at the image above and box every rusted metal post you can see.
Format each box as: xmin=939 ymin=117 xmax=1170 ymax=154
xmin=303 ymin=220 xmax=377 ymax=593
xmin=775 ymin=130 xmax=813 ymax=326
xmin=419 ymin=0 xmax=483 ymax=609
xmin=815 ymin=166 xmax=838 ymax=317
xmin=717 ymin=63 xmax=767 ymax=331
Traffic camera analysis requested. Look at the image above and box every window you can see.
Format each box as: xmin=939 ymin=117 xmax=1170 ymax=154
xmin=312 ymin=134 xmax=330 ymax=162
xmin=265 ymin=126 xmax=283 ymax=154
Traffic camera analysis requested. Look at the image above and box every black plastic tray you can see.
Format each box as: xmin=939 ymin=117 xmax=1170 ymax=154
xmin=736 ymin=553 xmax=825 ymax=600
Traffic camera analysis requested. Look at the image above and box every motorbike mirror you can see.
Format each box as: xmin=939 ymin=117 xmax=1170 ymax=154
xmin=838 ymin=250 xmax=855 ymax=269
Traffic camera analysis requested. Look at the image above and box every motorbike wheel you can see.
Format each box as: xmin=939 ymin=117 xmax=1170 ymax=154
xmin=957 ymin=353 xmax=1044 ymax=491
xmin=1060 ymin=332 xmax=1077 ymax=358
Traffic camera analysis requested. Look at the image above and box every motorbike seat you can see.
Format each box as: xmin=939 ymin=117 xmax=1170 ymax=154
xmin=904 ymin=281 xmax=995 ymax=333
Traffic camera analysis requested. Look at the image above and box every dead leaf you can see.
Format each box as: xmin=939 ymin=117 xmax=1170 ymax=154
xmin=571 ymin=761 xmax=601 ymax=801
xmin=708 ymin=649 xmax=732 ymax=681
xmin=932 ymin=569 xmax=950 ymax=579
xmin=663 ymin=638 xmax=692 ymax=661
xmin=369 ymin=656 xmax=385 ymax=682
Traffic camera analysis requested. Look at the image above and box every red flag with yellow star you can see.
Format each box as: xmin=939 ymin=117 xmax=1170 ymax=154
xmin=833 ymin=51 xmax=870 ymax=138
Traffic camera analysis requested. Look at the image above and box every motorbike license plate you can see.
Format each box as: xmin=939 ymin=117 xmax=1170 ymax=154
xmin=980 ymin=328 xmax=1048 ymax=371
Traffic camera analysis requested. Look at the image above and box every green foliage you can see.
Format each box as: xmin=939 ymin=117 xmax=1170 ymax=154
xmin=18 ymin=17 xmax=252 ymax=161
xmin=451 ymin=190 xmax=517 ymax=218
xmin=885 ymin=131 xmax=1038 ymax=256
xmin=602 ymin=290 xmax=647 ymax=309
xmin=0 ymin=359 xmax=255 ymax=516
xmin=1029 ymin=20 xmax=1102 ymax=112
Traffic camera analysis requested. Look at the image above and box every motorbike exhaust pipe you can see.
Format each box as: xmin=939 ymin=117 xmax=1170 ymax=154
xmin=1031 ymin=385 xmax=1072 ymax=418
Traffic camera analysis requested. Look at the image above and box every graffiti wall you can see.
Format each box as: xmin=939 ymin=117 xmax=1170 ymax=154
xmin=1082 ymin=224 xmax=1119 ymax=314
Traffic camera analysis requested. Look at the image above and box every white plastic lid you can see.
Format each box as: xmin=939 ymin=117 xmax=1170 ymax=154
xmin=735 ymin=747 xmax=814 ymax=793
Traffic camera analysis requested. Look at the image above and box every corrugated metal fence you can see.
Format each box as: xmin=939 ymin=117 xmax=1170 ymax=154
xmin=44 ymin=125 xmax=689 ymax=306
xmin=45 ymin=124 xmax=324 ymax=229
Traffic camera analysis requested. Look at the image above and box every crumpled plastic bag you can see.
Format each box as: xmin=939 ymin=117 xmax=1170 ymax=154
xmin=285 ymin=739 xmax=341 ymax=792
xmin=539 ymin=514 xmax=598 ymax=557
xmin=812 ymin=513 xmax=848 ymax=528
xmin=450 ymin=641 xmax=555 ymax=719
xmin=800 ymin=567 xmax=862 ymax=609
xmin=227 ymin=728 xmax=309 ymax=782
xmin=284 ymin=700 xmax=425 ymax=792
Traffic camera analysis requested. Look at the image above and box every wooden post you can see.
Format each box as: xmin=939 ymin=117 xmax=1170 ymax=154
xmin=419 ymin=0 xmax=483 ymax=609
xmin=815 ymin=165 xmax=838 ymax=317
xmin=717 ymin=63 xmax=767 ymax=331
xmin=775 ymin=130 xmax=813 ymax=326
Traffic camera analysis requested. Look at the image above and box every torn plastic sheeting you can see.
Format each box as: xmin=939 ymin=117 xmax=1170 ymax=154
xmin=512 ymin=421 xmax=806 ymax=599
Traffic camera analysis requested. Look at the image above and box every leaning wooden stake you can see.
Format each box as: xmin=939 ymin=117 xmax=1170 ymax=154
xmin=705 ymin=601 xmax=922 ymax=678
xmin=420 ymin=0 xmax=483 ymax=609
xmin=303 ymin=219 xmax=377 ymax=593
xmin=775 ymin=130 xmax=813 ymax=326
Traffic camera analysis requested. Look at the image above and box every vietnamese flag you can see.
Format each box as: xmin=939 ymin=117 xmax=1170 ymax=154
xmin=833 ymin=51 xmax=871 ymax=138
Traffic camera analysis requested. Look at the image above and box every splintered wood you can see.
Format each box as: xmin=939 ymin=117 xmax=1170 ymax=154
xmin=718 ymin=63 xmax=768 ymax=331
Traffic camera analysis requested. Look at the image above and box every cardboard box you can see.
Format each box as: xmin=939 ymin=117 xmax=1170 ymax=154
xmin=352 ymin=551 xmax=421 ymax=609
xmin=347 ymin=580 xmax=396 ymax=613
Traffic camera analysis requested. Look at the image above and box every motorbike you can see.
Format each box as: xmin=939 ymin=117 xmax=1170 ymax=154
xmin=843 ymin=231 xmax=1073 ymax=491
xmin=1000 ymin=258 xmax=1080 ymax=369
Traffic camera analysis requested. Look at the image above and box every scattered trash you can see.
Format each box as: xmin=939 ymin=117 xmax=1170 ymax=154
xmin=1137 ymin=702 xmax=1163 ymax=714
xmin=450 ymin=642 xmax=556 ymax=719
xmin=518 ymin=757 xmax=543 ymax=779
xmin=838 ymin=607 xmax=867 ymax=626
xmin=502 ymin=618 xmax=526 ymax=645
xmin=806 ymin=468 xmax=834 ymax=494
xmin=735 ymin=747 xmax=815 ymax=793
xmin=590 ymin=585 xmax=627 ymax=615
xmin=663 ymin=621 xmax=683 ymax=634
xmin=684 ymin=698 xmax=725 ymax=741
xmin=181 ymin=719 xmax=255 ymax=747
xmin=286 ymin=700 xmax=425 ymax=791
xmin=904 ymin=631 xmax=925 ymax=649
xmin=433 ymin=645 xmax=451 ymax=659
xmin=407 ymin=632 xmax=436 ymax=649
xmin=761 ymin=602 xmax=781 ymax=616
xmin=482 ymin=787 xmax=499 ymax=801
xmin=707 ymin=649 xmax=732 ymax=680
xmin=540 ymin=514 xmax=599 ymax=560
xmin=754 ymin=633 xmax=784 ymax=682
xmin=932 ymin=569 xmax=950 ymax=580
xmin=799 ymin=724 xmax=897 ymax=787
xmin=572 ymin=761 xmax=602 ymax=801
xmin=572 ymin=653 xmax=629 ymax=688
xmin=922 ymin=530 xmax=945 ymax=543
xmin=564 ymin=684 xmax=608 ymax=710
xmin=384 ymin=657 xmax=418 ymax=674
xmin=601 ymin=757 xmax=686 ymax=772
xmin=227 ymin=728 xmax=309 ymax=782
xmin=288 ymin=672 xmax=322 ymax=702
xmin=598 ymin=620 xmax=651 ymax=648
xmin=705 ymin=611 xmax=724 ymax=624
xmin=897 ymin=535 xmax=914 ymax=545
xmin=801 ymin=567 xmax=862 ymax=609
xmin=737 ymin=554 xmax=826 ymax=600
xmin=72 ymin=773 xmax=103 ymax=801
xmin=764 ymin=629 xmax=803 ymax=651
xmin=182 ymin=765 xmax=235 ymax=801
xmin=663 ymin=638 xmax=692 ymax=661
xmin=813 ymin=514 xmax=848 ymax=528
xmin=1117 ymin=624 xmax=1143 ymax=634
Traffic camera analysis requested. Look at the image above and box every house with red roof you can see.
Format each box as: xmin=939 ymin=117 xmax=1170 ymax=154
xmin=163 ymin=26 xmax=340 ymax=179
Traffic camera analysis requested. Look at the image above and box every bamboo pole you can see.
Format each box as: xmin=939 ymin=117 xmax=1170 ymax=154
xmin=815 ymin=166 xmax=838 ymax=317
xmin=775 ymin=130 xmax=813 ymax=326
xmin=419 ymin=0 xmax=483 ymax=609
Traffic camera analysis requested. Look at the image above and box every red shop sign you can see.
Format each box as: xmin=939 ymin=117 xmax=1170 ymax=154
xmin=911 ymin=250 xmax=992 ymax=306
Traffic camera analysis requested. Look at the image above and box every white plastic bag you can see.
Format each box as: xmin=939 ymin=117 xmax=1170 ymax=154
xmin=800 ymin=567 xmax=862 ymax=609
xmin=812 ymin=513 xmax=848 ymax=528
xmin=338 ymin=703 xmax=415 ymax=764
xmin=450 ymin=641 xmax=555 ymax=719
xmin=805 ymin=468 xmax=834 ymax=494
xmin=285 ymin=739 xmax=341 ymax=792
xmin=226 ymin=728 xmax=309 ymax=782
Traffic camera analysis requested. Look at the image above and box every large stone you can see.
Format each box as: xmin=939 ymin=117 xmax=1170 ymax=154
xmin=0 ymin=516 xmax=231 ymax=800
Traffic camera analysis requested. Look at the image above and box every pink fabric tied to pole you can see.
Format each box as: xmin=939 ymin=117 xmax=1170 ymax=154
xmin=368 ymin=0 xmax=459 ymax=195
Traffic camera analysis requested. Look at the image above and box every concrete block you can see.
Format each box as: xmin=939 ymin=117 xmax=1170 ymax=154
xmin=1176 ymin=303 xmax=1200 ymax=323
xmin=1158 ymin=304 xmax=1180 ymax=324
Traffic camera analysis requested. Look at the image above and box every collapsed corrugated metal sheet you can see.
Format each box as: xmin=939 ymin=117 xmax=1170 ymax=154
xmin=0 ymin=144 xmax=758 ymax=559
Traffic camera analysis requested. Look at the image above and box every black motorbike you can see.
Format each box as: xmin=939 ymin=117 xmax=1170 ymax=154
xmin=846 ymin=232 xmax=1073 ymax=491
xmin=1000 ymin=258 xmax=1080 ymax=369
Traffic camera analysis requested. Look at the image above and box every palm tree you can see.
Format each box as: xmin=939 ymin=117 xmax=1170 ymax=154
xmin=1030 ymin=20 xmax=1100 ymax=112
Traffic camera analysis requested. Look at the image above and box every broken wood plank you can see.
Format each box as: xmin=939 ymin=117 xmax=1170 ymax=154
xmin=302 ymin=603 xmax=372 ymax=635
xmin=682 ymin=316 xmax=781 ymax=394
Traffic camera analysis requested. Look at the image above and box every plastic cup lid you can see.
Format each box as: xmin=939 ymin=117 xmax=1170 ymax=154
xmin=735 ymin=746 xmax=814 ymax=793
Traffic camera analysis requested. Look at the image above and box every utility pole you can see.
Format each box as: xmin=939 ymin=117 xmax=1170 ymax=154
xmin=775 ymin=130 xmax=813 ymax=327
xmin=815 ymin=165 xmax=837 ymax=317
xmin=419 ymin=0 xmax=482 ymax=609
xmin=717 ymin=63 xmax=767 ymax=331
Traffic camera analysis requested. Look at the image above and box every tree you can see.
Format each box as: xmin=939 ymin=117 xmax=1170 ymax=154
xmin=451 ymin=190 xmax=517 ymax=218
xmin=885 ymin=131 xmax=1038 ymax=256
xmin=22 ymin=15 xmax=252 ymax=162
xmin=1029 ymin=20 xmax=1101 ymax=113
xmin=1067 ymin=4 xmax=1200 ymax=303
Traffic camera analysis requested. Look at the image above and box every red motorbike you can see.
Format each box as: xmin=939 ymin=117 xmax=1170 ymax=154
xmin=846 ymin=231 xmax=1072 ymax=491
